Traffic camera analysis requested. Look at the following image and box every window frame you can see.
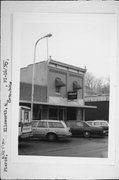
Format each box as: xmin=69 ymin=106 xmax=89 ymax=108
xmin=37 ymin=121 xmax=48 ymax=128
xmin=48 ymin=122 xmax=64 ymax=128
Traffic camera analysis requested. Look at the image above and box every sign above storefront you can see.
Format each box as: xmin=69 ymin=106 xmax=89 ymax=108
xmin=68 ymin=91 xmax=77 ymax=100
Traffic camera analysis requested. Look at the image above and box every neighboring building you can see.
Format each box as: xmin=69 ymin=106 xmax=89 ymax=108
xmin=85 ymin=94 xmax=109 ymax=121
xmin=20 ymin=59 xmax=96 ymax=121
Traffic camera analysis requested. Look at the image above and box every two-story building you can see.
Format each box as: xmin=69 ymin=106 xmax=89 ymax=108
xmin=20 ymin=58 xmax=96 ymax=121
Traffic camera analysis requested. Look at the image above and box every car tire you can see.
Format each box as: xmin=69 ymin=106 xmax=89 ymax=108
xmin=83 ymin=131 xmax=91 ymax=138
xmin=46 ymin=133 xmax=57 ymax=141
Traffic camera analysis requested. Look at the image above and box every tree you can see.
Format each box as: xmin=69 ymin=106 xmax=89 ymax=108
xmin=85 ymin=72 xmax=110 ymax=96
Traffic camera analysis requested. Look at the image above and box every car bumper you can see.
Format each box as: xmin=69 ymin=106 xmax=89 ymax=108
xmin=57 ymin=133 xmax=72 ymax=139
xmin=103 ymin=130 xmax=108 ymax=136
xmin=19 ymin=132 xmax=33 ymax=139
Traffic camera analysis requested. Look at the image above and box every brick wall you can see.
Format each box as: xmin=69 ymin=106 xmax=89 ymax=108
xmin=20 ymin=82 xmax=47 ymax=102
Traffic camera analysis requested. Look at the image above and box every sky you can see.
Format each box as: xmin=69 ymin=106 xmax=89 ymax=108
xmin=20 ymin=13 xmax=116 ymax=81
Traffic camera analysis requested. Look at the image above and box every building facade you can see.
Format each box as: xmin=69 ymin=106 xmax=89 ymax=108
xmin=20 ymin=59 xmax=95 ymax=121
xmin=85 ymin=94 xmax=109 ymax=121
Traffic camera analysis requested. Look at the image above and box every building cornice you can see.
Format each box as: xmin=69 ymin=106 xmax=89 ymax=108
xmin=49 ymin=59 xmax=86 ymax=73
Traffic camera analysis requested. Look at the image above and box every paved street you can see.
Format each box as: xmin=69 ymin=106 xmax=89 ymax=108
xmin=19 ymin=136 xmax=108 ymax=158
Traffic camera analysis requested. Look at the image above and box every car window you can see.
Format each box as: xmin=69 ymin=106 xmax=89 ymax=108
xmin=87 ymin=122 xmax=92 ymax=126
xmin=31 ymin=121 xmax=38 ymax=127
xmin=38 ymin=121 xmax=48 ymax=128
xmin=66 ymin=121 xmax=76 ymax=128
xmin=94 ymin=122 xmax=100 ymax=126
xmin=101 ymin=122 xmax=108 ymax=126
xmin=48 ymin=122 xmax=64 ymax=128
xmin=83 ymin=122 xmax=90 ymax=127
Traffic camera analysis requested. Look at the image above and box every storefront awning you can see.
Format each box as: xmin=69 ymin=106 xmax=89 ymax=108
xmin=73 ymin=81 xmax=82 ymax=90
xmin=48 ymin=96 xmax=96 ymax=108
xmin=20 ymin=96 xmax=96 ymax=109
xmin=55 ymin=78 xmax=65 ymax=87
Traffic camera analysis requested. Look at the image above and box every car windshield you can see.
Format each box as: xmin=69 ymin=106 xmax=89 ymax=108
xmin=76 ymin=122 xmax=83 ymax=127
xmin=86 ymin=122 xmax=92 ymax=126
xmin=66 ymin=121 xmax=77 ymax=128
xmin=83 ymin=122 xmax=90 ymax=127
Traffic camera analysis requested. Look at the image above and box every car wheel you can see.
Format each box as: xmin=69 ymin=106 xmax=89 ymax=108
xmin=83 ymin=131 xmax=91 ymax=138
xmin=47 ymin=133 xmax=57 ymax=141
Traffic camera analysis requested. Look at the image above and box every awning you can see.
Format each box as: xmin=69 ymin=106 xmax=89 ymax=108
xmin=55 ymin=78 xmax=65 ymax=87
xmin=73 ymin=81 xmax=82 ymax=90
xmin=48 ymin=96 xmax=96 ymax=108
xmin=20 ymin=96 xmax=97 ymax=109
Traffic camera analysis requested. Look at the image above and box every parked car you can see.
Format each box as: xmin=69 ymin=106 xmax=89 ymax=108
xmin=86 ymin=120 xmax=108 ymax=135
xmin=31 ymin=120 xmax=72 ymax=141
xmin=66 ymin=121 xmax=106 ymax=138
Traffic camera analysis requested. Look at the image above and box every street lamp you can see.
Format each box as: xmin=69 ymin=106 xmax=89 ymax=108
xmin=31 ymin=33 xmax=52 ymax=121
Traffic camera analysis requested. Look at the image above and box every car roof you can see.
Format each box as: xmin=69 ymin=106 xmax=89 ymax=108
xmin=67 ymin=120 xmax=83 ymax=122
xmin=93 ymin=120 xmax=108 ymax=122
xmin=31 ymin=120 xmax=63 ymax=123
xmin=87 ymin=120 xmax=107 ymax=122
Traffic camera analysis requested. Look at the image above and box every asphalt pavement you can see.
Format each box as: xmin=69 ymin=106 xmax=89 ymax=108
xmin=19 ymin=136 xmax=108 ymax=158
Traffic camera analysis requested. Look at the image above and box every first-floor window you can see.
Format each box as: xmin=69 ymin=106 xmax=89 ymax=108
xmin=24 ymin=110 xmax=30 ymax=123
xmin=49 ymin=107 xmax=66 ymax=121
xmin=49 ymin=108 xmax=58 ymax=120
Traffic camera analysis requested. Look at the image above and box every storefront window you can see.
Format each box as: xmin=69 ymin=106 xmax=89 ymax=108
xmin=67 ymin=108 xmax=76 ymax=120
xmin=33 ymin=105 xmax=41 ymax=120
xmin=49 ymin=108 xmax=58 ymax=120
xmin=24 ymin=111 xmax=29 ymax=123
xmin=49 ymin=107 xmax=65 ymax=120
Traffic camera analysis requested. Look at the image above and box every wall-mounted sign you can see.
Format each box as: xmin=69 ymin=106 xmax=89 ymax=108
xmin=68 ymin=91 xmax=77 ymax=100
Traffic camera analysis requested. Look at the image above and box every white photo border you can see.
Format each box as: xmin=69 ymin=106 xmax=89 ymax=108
xmin=1 ymin=1 xmax=119 ymax=179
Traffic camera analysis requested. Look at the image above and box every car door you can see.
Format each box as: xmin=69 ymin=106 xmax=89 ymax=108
xmin=75 ymin=121 xmax=84 ymax=136
xmin=69 ymin=121 xmax=83 ymax=136
xmin=35 ymin=121 xmax=48 ymax=138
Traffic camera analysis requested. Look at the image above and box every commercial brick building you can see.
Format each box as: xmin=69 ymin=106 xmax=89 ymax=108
xmin=20 ymin=59 xmax=95 ymax=121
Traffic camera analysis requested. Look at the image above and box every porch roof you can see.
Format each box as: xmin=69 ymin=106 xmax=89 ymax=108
xmin=20 ymin=96 xmax=96 ymax=109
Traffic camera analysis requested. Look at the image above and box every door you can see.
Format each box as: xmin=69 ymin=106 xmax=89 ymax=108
xmin=35 ymin=121 xmax=48 ymax=138
xmin=75 ymin=121 xmax=84 ymax=136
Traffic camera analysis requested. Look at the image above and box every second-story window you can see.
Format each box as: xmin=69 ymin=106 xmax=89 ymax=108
xmin=55 ymin=77 xmax=65 ymax=93
xmin=73 ymin=81 xmax=82 ymax=91
xmin=56 ymin=86 xmax=61 ymax=93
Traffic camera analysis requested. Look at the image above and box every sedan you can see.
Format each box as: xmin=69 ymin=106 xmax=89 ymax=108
xmin=86 ymin=120 xmax=108 ymax=136
xmin=66 ymin=121 xmax=106 ymax=138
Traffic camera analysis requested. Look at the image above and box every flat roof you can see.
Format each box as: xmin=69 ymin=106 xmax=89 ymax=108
xmin=49 ymin=59 xmax=86 ymax=73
